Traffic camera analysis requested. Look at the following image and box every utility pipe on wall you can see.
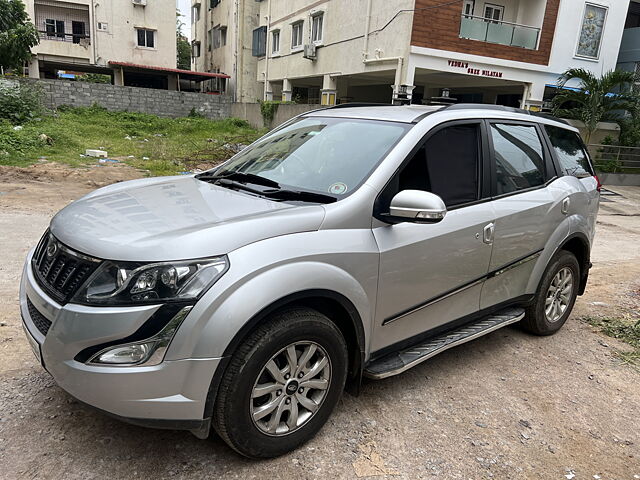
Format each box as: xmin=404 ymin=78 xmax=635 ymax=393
xmin=262 ymin=0 xmax=272 ymax=101
xmin=362 ymin=0 xmax=406 ymax=102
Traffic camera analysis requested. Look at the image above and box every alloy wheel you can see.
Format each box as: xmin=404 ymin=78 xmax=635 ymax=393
xmin=250 ymin=341 xmax=331 ymax=436
xmin=545 ymin=266 xmax=574 ymax=323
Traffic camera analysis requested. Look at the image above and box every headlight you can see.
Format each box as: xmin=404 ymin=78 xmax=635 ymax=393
xmin=73 ymin=256 xmax=228 ymax=306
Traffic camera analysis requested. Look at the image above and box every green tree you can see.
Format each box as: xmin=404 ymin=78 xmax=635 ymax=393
xmin=552 ymin=68 xmax=638 ymax=144
xmin=176 ymin=10 xmax=191 ymax=70
xmin=0 ymin=0 xmax=39 ymax=72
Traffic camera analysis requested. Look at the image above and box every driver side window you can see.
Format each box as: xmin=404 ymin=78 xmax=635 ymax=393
xmin=381 ymin=122 xmax=481 ymax=210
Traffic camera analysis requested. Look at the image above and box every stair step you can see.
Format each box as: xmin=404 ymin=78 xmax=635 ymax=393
xmin=364 ymin=307 xmax=525 ymax=379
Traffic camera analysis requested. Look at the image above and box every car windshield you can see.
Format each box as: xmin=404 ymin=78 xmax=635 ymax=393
xmin=209 ymin=116 xmax=411 ymax=197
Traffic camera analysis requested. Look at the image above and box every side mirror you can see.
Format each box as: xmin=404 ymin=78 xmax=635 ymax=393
xmin=388 ymin=190 xmax=447 ymax=223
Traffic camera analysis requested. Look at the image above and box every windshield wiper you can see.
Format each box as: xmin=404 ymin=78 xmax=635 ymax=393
xmin=262 ymin=189 xmax=337 ymax=204
xmin=196 ymin=171 xmax=280 ymax=189
xmin=204 ymin=178 xmax=337 ymax=204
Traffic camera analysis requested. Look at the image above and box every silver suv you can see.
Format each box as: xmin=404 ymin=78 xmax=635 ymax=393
xmin=20 ymin=104 xmax=599 ymax=458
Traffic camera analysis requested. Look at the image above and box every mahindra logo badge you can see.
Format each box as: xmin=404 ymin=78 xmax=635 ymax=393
xmin=46 ymin=241 xmax=58 ymax=257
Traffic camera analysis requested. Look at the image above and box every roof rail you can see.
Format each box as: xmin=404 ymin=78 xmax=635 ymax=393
xmin=327 ymin=102 xmax=393 ymax=109
xmin=442 ymin=103 xmax=569 ymax=125
xmin=443 ymin=103 xmax=528 ymax=114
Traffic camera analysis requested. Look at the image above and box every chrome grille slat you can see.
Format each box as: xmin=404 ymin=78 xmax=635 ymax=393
xmin=31 ymin=233 xmax=101 ymax=304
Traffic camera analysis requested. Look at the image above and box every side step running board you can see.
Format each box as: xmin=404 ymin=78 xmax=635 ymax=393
xmin=364 ymin=307 xmax=525 ymax=379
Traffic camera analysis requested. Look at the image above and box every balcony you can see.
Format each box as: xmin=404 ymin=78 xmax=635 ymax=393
xmin=38 ymin=30 xmax=90 ymax=45
xmin=459 ymin=14 xmax=540 ymax=50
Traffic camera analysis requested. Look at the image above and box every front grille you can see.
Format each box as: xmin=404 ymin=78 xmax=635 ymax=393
xmin=32 ymin=232 xmax=101 ymax=304
xmin=27 ymin=298 xmax=52 ymax=336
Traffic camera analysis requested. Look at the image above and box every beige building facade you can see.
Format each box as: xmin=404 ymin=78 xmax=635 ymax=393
xmin=190 ymin=0 xmax=263 ymax=101
xmin=191 ymin=0 xmax=630 ymax=108
xmin=23 ymin=0 xmax=178 ymax=88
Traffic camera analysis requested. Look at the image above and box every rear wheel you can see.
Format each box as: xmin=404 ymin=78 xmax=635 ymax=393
xmin=521 ymin=250 xmax=580 ymax=335
xmin=213 ymin=308 xmax=348 ymax=458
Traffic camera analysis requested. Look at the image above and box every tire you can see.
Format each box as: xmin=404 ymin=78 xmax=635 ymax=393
xmin=521 ymin=250 xmax=580 ymax=335
xmin=212 ymin=307 xmax=348 ymax=458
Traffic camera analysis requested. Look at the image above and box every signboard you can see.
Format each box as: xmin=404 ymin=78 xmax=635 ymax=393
xmin=448 ymin=60 xmax=503 ymax=79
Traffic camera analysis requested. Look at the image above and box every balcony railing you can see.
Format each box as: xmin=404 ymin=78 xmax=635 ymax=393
xmin=38 ymin=30 xmax=90 ymax=45
xmin=459 ymin=14 xmax=540 ymax=50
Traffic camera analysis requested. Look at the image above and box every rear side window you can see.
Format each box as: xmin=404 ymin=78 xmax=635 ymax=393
xmin=490 ymin=123 xmax=545 ymax=195
xmin=545 ymin=125 xmax=594 ymax=178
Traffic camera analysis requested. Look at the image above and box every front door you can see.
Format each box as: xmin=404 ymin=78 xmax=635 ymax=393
xmin=372 ymin=121 xmax=495 ymax=353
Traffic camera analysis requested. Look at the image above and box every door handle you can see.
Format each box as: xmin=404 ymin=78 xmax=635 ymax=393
xmin=561 ymin=197 xmax=570 ymax=214
xmin=483 ymin=222 xmax=495 ymax=245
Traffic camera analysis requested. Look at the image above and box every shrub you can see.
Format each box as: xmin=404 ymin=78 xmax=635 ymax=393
xmin=0 ymin=79 xmax=44 ymax=124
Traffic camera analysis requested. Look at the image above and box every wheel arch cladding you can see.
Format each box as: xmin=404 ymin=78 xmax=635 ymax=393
xmin=559 ymin=233 xmax=591 ymax=295
xmin=203 ymin=289 xmax=366 ymax=420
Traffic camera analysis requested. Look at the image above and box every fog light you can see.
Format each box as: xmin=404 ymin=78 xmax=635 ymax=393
xmin=93 ymin=342 xmax=155 ymax=364
xmin=87 ymin=306 xmax=192 ymax=367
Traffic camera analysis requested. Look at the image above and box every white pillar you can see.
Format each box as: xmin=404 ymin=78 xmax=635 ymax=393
xmin=321 ymin=74 xmax=337 ymax=106
xmin=265 ymin=81 xmax=274 ymax=101
xmin=282 ymin=78 xmax=292 ymax=102
xmin=27 ymin=57 xmax=40 ymax=79
xmin=521 ymin=81 xmax=545 ymax=111
xmin=113 ymin=67 xmax=124 ymax=86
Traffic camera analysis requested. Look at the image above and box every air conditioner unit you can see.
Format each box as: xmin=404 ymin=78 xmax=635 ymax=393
xmin=132 ymin=0 xmax=146 ymax=6
xmin=303 ymin=44 xmax=316 ymax=60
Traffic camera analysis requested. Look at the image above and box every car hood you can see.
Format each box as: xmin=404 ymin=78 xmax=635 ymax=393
xmin=50 ymin=176 xmax=326 ymax=261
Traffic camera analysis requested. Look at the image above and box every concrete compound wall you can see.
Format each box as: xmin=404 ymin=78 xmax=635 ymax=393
xmin=231 ymin=102 xmax=319 ymax=129
xmin=12 ymin=78 xmax=231 ymax=119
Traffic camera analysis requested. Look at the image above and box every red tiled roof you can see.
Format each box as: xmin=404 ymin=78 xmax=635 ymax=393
xmin=109 ymin=61 xmax=231 ymax=79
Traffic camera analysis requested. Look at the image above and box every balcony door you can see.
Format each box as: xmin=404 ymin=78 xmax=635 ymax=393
xmin=484 ymin=4 xmax=504 ymax=23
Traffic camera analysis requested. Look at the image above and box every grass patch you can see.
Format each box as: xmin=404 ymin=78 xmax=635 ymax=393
xmin=0 ymin=105 xmax=263 ymax=176
xmin=583 ymin=315 xmax=640 ymax=366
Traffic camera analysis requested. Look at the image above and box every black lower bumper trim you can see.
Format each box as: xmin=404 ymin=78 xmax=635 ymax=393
xmin=75 ymin=398 xmax=211 ymax=434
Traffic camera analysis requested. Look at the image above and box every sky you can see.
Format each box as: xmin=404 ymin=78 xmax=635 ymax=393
xmin=177 ymin=0 xmax=191 ymax=38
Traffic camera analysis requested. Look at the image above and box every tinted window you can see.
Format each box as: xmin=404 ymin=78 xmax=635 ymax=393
xmin=384 ymin=123 xmax=480 ymax=209
xmin=490 ymin=123 xmax=545 ymax=195
xmin=545 ymin=126 xmax=593 ymax=178
xmin=424 ymin=124 xmax=479 ymax=206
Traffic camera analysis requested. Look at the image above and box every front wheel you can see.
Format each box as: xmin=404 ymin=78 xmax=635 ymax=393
xmin=213 ymin=308 xmax=348 ymax=458
xmin=521 ymin=250 xmax=580 ymax=335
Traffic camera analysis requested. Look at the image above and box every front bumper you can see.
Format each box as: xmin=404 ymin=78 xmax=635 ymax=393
xmin=20 ymin=249 xmax=222 ymax=427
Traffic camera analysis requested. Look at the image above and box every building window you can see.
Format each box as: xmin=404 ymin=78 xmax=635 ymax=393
xmin=45 ymin=19 xmax=65 ymax=39
xmin=136 ymin=28 xmax=155 ymax=48
xmin=252 ymin=26 xmax=267 ymax=57
xmin=211 ymin=26 xmax=226 ymax=48
xmin=576 ymin=3 xmax=607 ymax=59
xmin=192 ymin=41 xmax=201 ymax=57
xmin=311 ymin=13 xmax=323 ymax=44
xmin=291 ymin=21 xmax=303 ymax=50
xmin=209 ymin=0 xmax=220 ymax=9
xmin=272 ymin=30 xmax=280 ymax=54
xmin=192 ymin=4 xmax=200 ymax=23
xmin=483 ymin=4 xmax=504 ymax=23
xmin=463 ymin=0 xmax=475 ymax=17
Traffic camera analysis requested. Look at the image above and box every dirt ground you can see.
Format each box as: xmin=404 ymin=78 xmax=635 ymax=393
xmin=0 ymin=164 xmax=638 ymax=480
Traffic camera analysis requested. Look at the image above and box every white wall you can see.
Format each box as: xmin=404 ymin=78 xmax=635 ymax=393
xmin=24 ymin=0 xmax=176 ymax=69
xmin=258 ymin=0 xmax=415 ymax=87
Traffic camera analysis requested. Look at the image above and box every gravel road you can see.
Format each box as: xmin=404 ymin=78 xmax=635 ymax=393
xmin=0 ymin=164 xmax=638 ymax=479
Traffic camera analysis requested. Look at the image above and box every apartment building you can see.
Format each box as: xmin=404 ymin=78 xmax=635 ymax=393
xmin=22 ymin=0 xmax=213 ymax=90
xmin=190 ymin=0 xmax=262 ymax=101
xmin=243 ymin=0 xmax=629 ymax=108
xmin=617 ymin=0 xmax=640 ymax=93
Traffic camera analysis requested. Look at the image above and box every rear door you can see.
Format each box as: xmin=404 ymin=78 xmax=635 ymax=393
xmin=480 ymin=120 xmax=566 ymax=309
